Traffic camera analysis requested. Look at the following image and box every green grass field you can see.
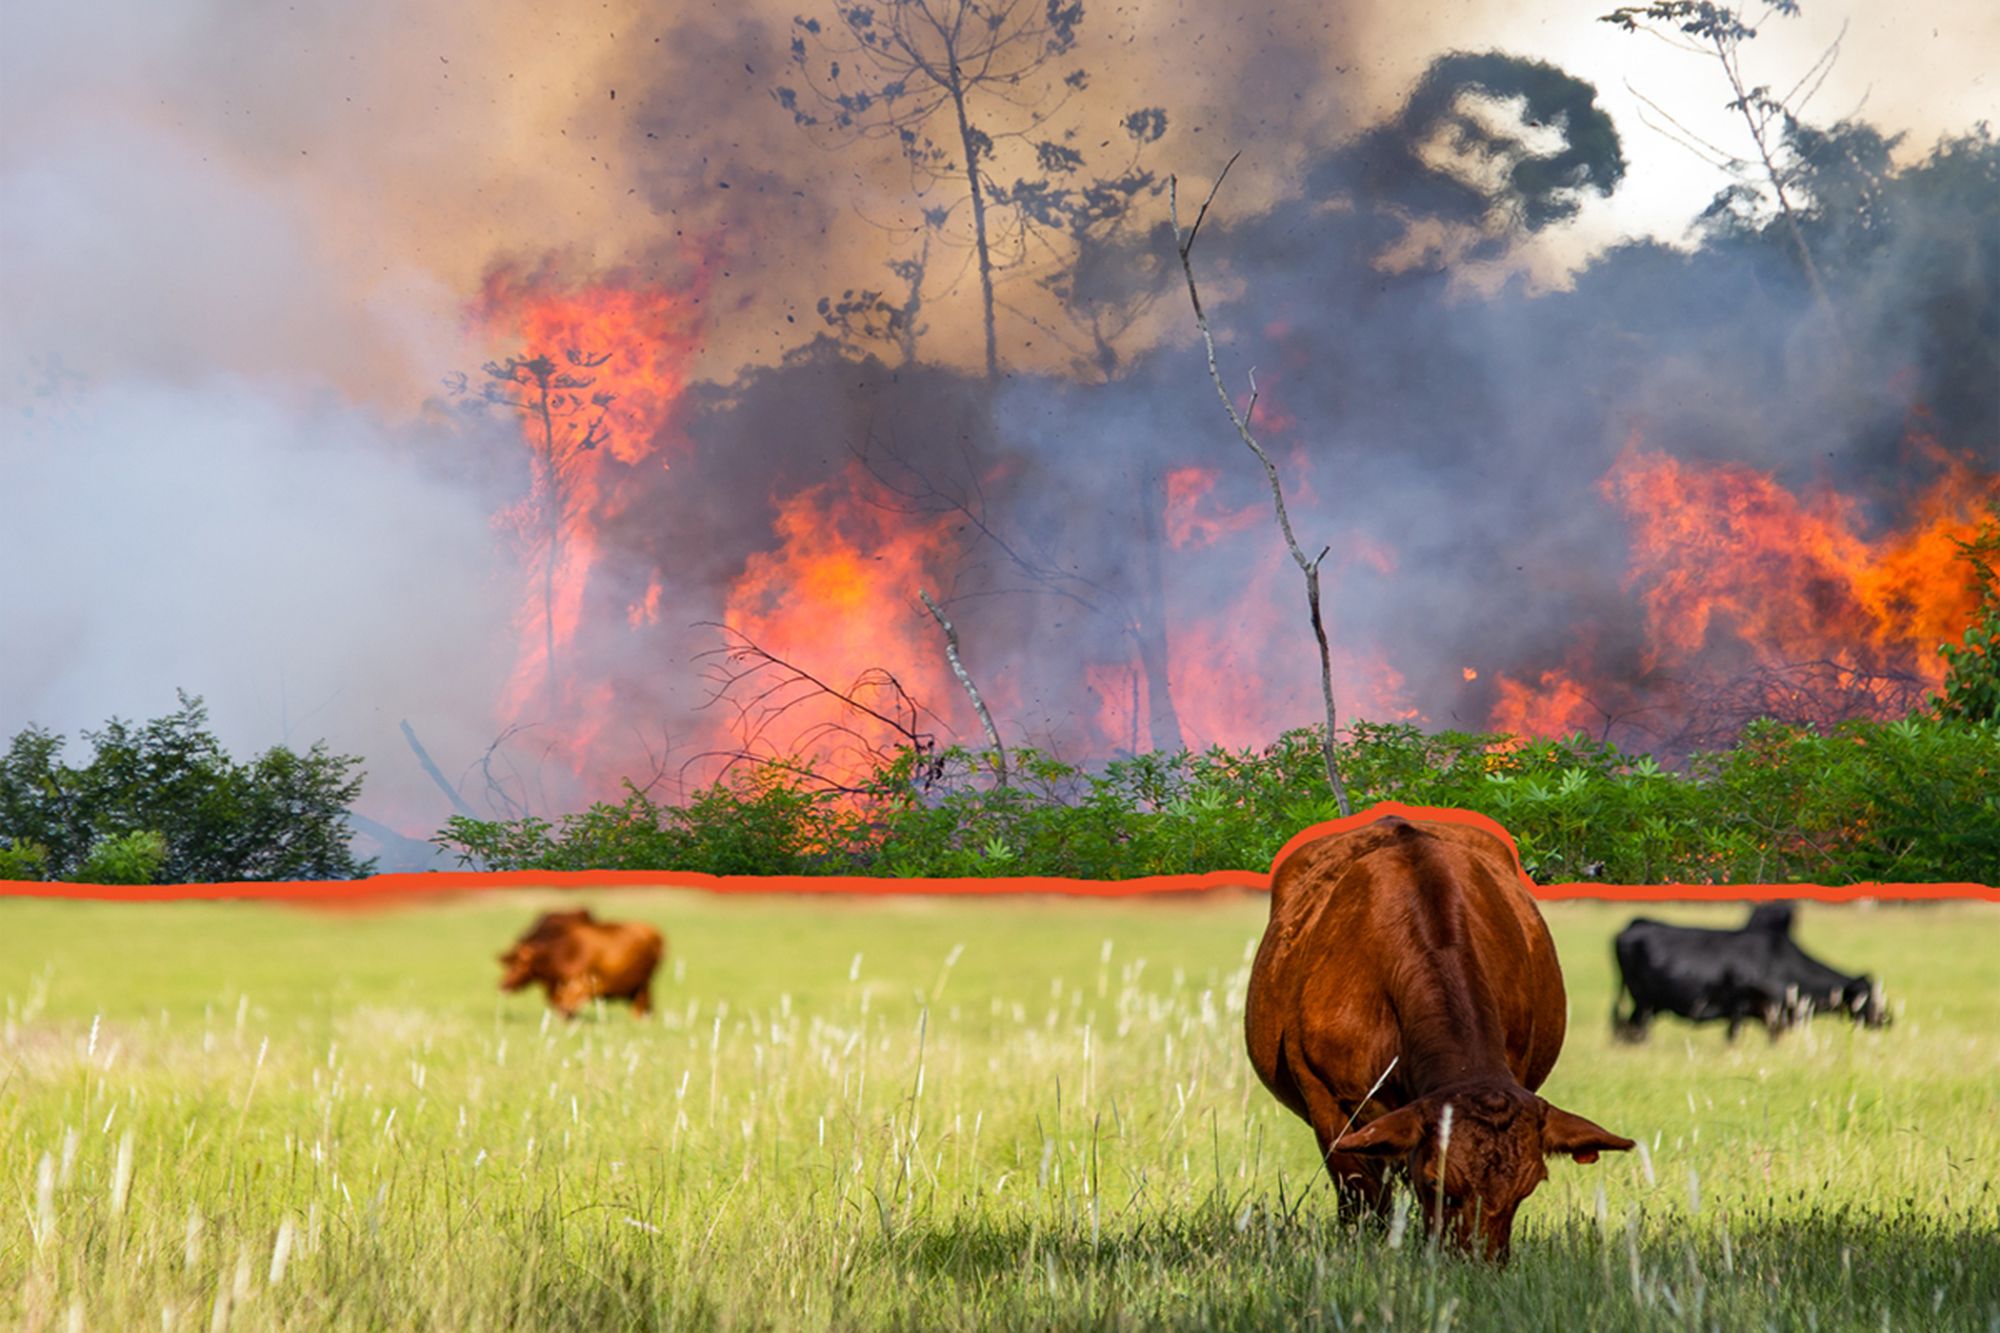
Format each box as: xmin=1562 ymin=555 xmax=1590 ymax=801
xmin=2 ymin=891 xmax=1995 ymax=1330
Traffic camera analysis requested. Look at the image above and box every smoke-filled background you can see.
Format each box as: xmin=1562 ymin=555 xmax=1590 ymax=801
xmin=3 ymin=0 xmax=1996 ymax=866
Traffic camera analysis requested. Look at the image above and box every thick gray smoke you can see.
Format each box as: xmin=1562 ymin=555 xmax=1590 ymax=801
xmin=0 ymin=381 xmax=517 ymax=827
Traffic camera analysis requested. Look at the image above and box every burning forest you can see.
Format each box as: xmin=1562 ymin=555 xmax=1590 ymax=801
xmin=3 ymin=0 xmax=1996 ymax=857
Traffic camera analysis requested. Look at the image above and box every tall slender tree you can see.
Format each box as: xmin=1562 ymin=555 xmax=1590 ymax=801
xmin=1602 ymin=2 xmax=1843 ymax=323
xmin=470 ymin=352 xmax=613 ymax=717
xmin=778 ymin=0 xmax=1163 ymax=377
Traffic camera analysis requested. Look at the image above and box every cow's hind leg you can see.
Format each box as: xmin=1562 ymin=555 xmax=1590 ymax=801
xmin=631 ymin=984 xmax=654 ymax=1018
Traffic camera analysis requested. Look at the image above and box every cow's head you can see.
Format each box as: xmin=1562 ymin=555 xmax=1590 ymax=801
xmin=498 ymin=910 xmax=592 ymax=991
xmin=1334 ymin=1088 xmax=1633 ymax=1261
xmin=1846 ymin=975 xmax=1889 ymax=1028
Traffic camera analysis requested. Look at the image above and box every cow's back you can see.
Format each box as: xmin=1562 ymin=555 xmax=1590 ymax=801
xmin=1247 ymin=817 xmax=1565 ymax=1116
xmin=557 ymin=921 xmax=665 ymax=993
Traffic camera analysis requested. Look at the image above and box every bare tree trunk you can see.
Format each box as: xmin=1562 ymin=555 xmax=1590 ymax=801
xmin=1170 ymin=162 xmax=1353 ymax=817
xmin=920 ymin=590 xmax=1007 ymax=786
xmin=400 ymin=719 xmax=480 ymax=820
xmin=1132 ymin=465 xmax=1187 ymax=753
xmin=1713 ymin=34 xmax=1839 ymax=330
xmin=532 ymin=373 xmax=563 ymax=720
xmin=947 ymin=73 xmax=1001 ymax=379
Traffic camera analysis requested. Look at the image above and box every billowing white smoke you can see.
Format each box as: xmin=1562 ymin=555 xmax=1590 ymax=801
xmin=1 ymin=67 xmax=519 ymax=862
xmin=0 ymin=379 xmax=516 ymax=839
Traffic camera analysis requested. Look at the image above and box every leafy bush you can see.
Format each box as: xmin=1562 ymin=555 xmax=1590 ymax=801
xmin=0 ymin=838 xmax=49 ymax=881
xmin=1935 ymin=503 xmax=2000 ymax=723
xmin=0 ymin=693 xmax=373 ymax=882
xmin=76 ymin=829 xmax=169 ymax=885
xmin=432 ymin=716 xmax=2000 ymax=884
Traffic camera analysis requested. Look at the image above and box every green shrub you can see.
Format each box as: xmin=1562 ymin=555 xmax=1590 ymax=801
xmin=1934 ymin=502 xmax=2000 ymax=724
xmin=431 ymin=716 xmax=2000 ymax=884
xmin=0 ymin=693 xmax=373 ymax=882
xmin=75 ymin=829 xmax=169 ymax=885
xmin=0 ymin=838 xmax=50 ymax=881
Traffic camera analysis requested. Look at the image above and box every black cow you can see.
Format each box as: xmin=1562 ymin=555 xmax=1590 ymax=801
xmin=1611 ymin=903 xmax=1887 ymax=1042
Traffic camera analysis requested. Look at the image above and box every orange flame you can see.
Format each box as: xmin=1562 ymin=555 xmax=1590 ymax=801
xmin=721 ymin=462 xmax=968 ymax=767
xmin=1492 ymin=433 xmax=1997 ymax=741
xmin=472 ymin=265 xmax=704 ymax=762
xmin=1602 ymin=437 xmax=1994 ymax=683
xmin=1489 ymin=668 xmax=1600 ymax=741
xmin=1164 ymin=543 xmax=1419 ymax=750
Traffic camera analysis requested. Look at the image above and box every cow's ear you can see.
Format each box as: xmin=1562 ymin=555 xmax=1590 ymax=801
xmin=1540 ymin=1104 xmax=1635 ymax=1164
xmin=1334 ymin=1105 xmax=1428 ymax=1158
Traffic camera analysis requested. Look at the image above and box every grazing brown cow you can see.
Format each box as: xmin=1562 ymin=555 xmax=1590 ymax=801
xmin=1246 ymin=814 xmax=1632 ymax=1260
xmin=498 ymin=909 xmax=665 ymax=1018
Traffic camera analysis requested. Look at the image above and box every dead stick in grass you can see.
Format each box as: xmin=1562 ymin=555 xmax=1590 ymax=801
xmin=1170 ymin=159 xmax=1353 ymax=817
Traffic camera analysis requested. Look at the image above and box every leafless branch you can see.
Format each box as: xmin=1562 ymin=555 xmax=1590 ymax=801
xmin=399 ymin=719 xmax=478 ymax=820
xmin=1171 ymin=165 xmax=1353 ymax=817
xmin=919 ymin=589 xmax=1008 ymax=786
xmin=690 ymin=623 xmax=943 ymax=792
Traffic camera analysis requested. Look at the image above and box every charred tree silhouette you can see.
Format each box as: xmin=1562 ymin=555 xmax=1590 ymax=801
xmin=778 ymin=0 xmax=1165 ymax=377
xmin=1315 ymin=50 xmax=1626 ymax=269
xmin=1602 ymin=2 xmax=1843 ymax=324
xmin=816 ymin=237 xmax=933 ymax=365
xmin=467 ymin=351 xmax=613 ymax=717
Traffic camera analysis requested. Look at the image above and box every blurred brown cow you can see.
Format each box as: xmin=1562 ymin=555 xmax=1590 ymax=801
xmin=498 ymin=909 xmax=665 ymax=1018
xmin=1246 ymin=815 xmax=1631 ymax=1260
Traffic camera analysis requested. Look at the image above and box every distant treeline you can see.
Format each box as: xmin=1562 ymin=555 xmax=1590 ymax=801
xmin=0 ymin=693 xmax=372 ymax=884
